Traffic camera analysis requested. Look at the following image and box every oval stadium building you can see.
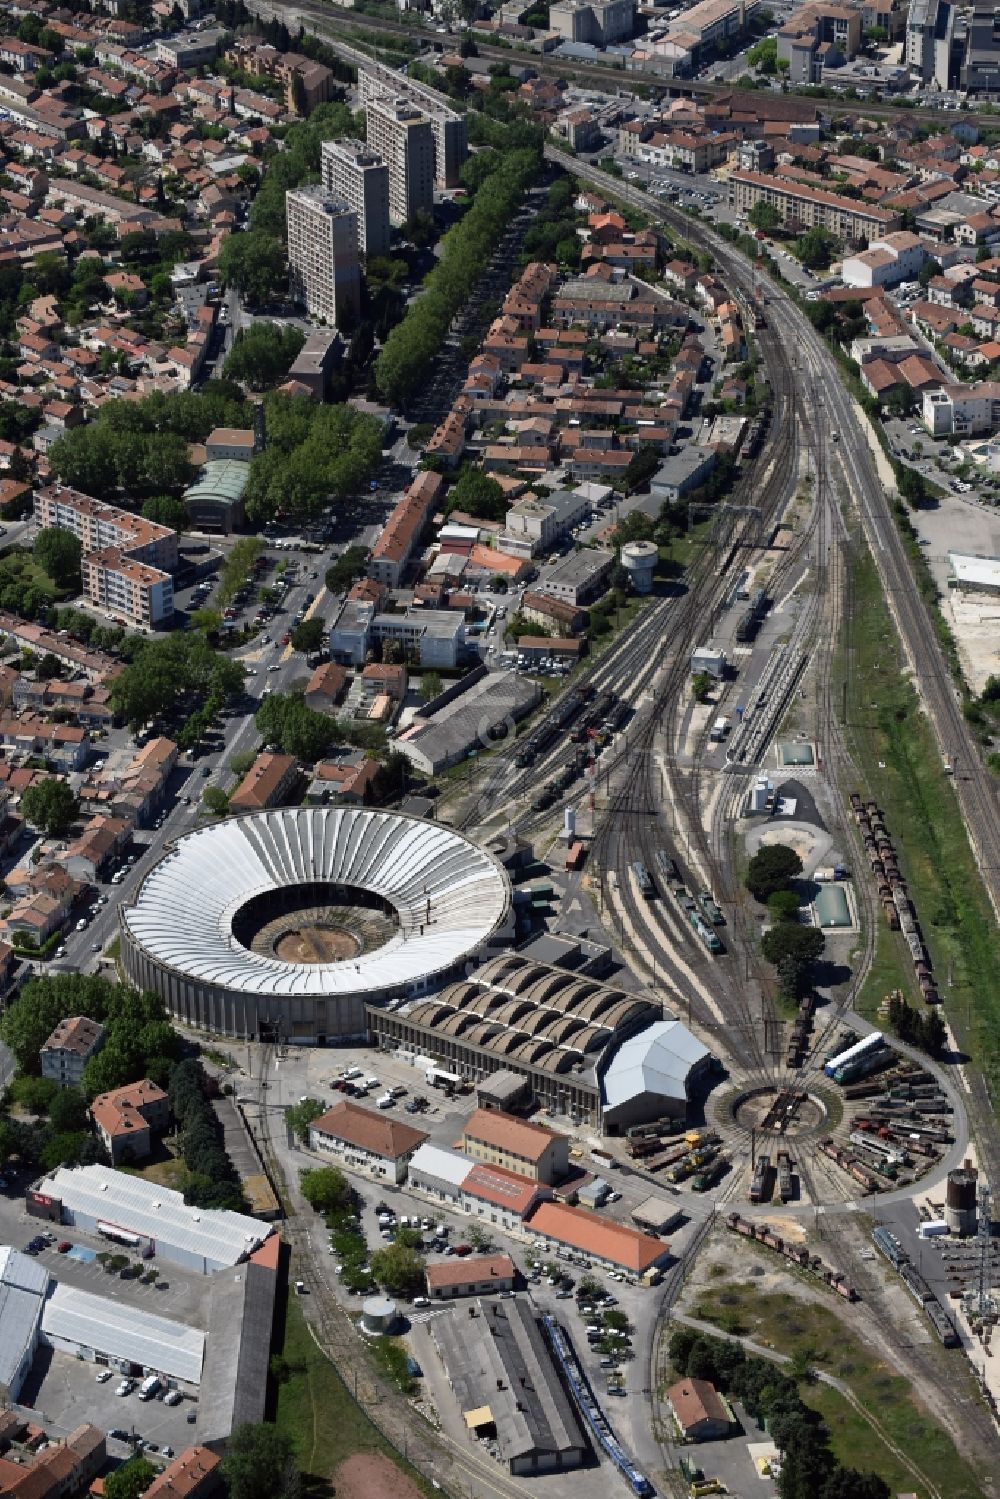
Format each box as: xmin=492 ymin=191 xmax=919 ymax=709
xmin=120 ymin=807 xmax=512 ymax=1042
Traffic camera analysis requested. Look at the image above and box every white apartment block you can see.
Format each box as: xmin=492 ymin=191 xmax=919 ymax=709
xmin=841 ymin=231 xmax=927 ymax=288
xmin=728 ymin=170 xmax=901 ymax=245
xmin=33 ymin=485 xmax=177 ymax=628
xmin=357 ymin=65 xmax=467 ymax=189
xmin=34 ymin=486 xmax=178 ymax=571
xmin=923 ymin=382 xmax=1000 ymax=437
xmin=365 ymin=96 xmax=435 ymax=225
xmin=83 ymin=549 xmax=175 ymax=628
xmin=286 ymin=185 xmax=361 ymax=328
xmin=320 ymin=138 xmax=391 ymax=258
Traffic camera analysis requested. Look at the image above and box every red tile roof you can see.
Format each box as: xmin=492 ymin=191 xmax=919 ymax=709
xmin=528 ymin=1201 xmax=667 ymax=1273
xmin=425 ymin=1252 xmax=515 ymax=1290
xmin=311 ymin=1100 xmax=428 ymax=1159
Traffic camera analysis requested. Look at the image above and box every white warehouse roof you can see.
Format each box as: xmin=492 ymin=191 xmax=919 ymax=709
xmin=948 ymin=551 xmax=1000 ymax=590
xmin=121 ymin=806 xmax=511 ymax=997
xmin=41 ymin=1165 xmax=271 ymax=1270
xmin=0 ymin=1246 xmax=48 ymax=1394
xmin=408 ymin=1142 xmax=475 ymax=1187
xmin=602 ymin=1020 xmax=710 ymax=1110
xmin=43 ymin=1284 xmax=205 ymax=1385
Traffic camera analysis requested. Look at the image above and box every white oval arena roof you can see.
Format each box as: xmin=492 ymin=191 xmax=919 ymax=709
xmin=122 ymin=807 xmax=510 ymax=997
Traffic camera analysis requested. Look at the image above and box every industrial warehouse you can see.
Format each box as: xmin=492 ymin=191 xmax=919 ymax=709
xmin=31 ymin=1165 xmax=273 ymax=1273
xmin=368 ymin=953 xmax=711 ymax=1130
xmin=11 ymin=1166 xmax=280 ymax=1446
xmin=430 ymin=1296 xmax=587 ymax=1475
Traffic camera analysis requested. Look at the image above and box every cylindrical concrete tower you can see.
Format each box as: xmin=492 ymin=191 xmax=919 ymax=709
xmin=362 ymin=1295 xmax=399 ymax=1334
xmin=621 ymin=540 xmax=658 ymax=594
xmin=945 ymin=1168 xmax=978 ymax=1237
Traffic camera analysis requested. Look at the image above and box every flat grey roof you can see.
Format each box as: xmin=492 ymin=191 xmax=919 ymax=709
xmin=431 ymin=1298 xmax=584 ymax=1466
xmin=539 ymin=548 xmax=614 ymax=588
xmin=0 ymin=1248 xmax=47 ymax=1392
xmin=198 ymin=1257 xmax=276 ymax=1444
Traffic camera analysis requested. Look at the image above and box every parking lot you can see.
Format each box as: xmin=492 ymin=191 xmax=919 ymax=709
xmin=20 ymin=1341 xmax=200 ymax=1461
xmin=0 ymin=1198 xmax=213 ymax=1456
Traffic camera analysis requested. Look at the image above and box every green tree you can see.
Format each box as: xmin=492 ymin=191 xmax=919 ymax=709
xmin=21 ymin=778 xmax=79 ymax=837
xmin=445 ymin=466 xmax=507 ymax=522
xmin=691 ymin=671 xmax=712 ymax=704
xmin=748 ymin=201 xmax=781 ymax=233
xmin=49 ymin=1086 xmax=89 ymax=1134
xmin=103 ymin=1457 xmax=157 ymax=1499
xmin=224 ymin=323 xmax=305 ymax=391
xmin=326 ymin=545 xmax=369 ymax=594
xmin=761 ymin=922 xmax=825 ymax=999
xmin=286 ymin=1098 xmax=325 ymax=1143
xmin=746 ymin=844 xmax=802 ymax=902
xmin=221 ymin=1424 xmax=301 ymax=1499
xmin=290 ymin=617 xmax=324 ymax=654
xmin=767 ymin=888 xmax=801 ymax=922
xmin=34 ymin=527 xmax=83 ymax=591
xmin=748 ymin=36 xmax=778 ymax=72
xmin=218 ymin=230 xmax=287 ymax=308
xmin=254 ymin=693 xmax=336 ymax=762
xmin=40 ymin=1131 xmax=90 ymax=1171
xmin=795 ymin=226 xmax=837 ymax=271
xmin=202 ymin=786 xmax=231 ymax=817
xmin=141 ymin=495 xmax=188 ymax=531
xmin=370 ymin=1241 xmax=426 ymax=1297
xmin=9 ymin=1075 xmax=59 ymax=1114
xmin=300 ymin=1163 xmax=352 ymax=1212
xmin=421 ymin=671 xmax=442 ymax=702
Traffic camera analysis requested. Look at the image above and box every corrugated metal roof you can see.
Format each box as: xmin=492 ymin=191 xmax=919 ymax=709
xmin=602 ymin=1020 xmax=710 ymax=1110
xmin=121 ymin=806 xmax=510 ymax=996
xmin=42 ymin=1284 xmax=205 ymax=1385
xmin=42 ymin=1165 xmax=270 ymax=1269
xmin=0 ymin=1243 xmax=51 ymax=1296
xmin=0 ymin=1246 xmax=49 ymax=1392
xmin=0 ymin=1283 xmax=44 ymax=1391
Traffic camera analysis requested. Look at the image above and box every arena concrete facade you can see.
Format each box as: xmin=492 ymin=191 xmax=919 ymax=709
xmin=120 ymin=807 xmax=512 ymax=1042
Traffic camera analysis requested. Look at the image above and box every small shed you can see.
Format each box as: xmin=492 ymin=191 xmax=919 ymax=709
xmin=577 ymin=1176 xmax=610 ymax=1208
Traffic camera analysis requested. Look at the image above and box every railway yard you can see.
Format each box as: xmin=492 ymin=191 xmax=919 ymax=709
xmin=419 ymin=151 xmax=1000 ymax=1488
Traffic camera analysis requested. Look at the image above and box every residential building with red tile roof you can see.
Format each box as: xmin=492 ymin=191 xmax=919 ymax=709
xmin=90 ymin=1078 xmax=169 ymax=1164
xmin=460 ymin=1163 xmax=553 ymax=1230
xmin=308 ymin=1101 xmax=428 ymax=1183
xmin=40 ymin=1016 xmax=105 ymax=1089
xmin=527 ymin=1200 xmax=670 ymax=1276
xmin=229 ymin=753 xmax=301 ymax=811
xmin=462 ymin=1109 xmax=569 ymax=1185
xmin=142 ymin=1445 xmax=221 ymax=1498
xmin=425 ymin=1252 xmax=516 ymax=1298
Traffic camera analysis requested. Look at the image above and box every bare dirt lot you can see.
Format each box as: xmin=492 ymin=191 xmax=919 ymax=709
xmin=329 ymin=1453 xmax=425 ymax=1499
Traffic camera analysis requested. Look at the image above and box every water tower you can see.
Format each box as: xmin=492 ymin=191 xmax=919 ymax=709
xmin=620 ymin=541 xmax=658 ymax=595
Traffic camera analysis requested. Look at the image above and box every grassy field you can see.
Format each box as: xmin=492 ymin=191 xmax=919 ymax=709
xmin=834 ymin=544 xmax=1000 ymax=1089
xmin=690 ymin=1283 xmax=986 ymax=1498
xmin=273 ymin=1290 xmax=432 ymax=1494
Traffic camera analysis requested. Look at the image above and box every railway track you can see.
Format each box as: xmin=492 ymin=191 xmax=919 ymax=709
xmin=249 ymin=1048 xmax=493 ymax=1499
xmin=550 ymin=146 xmax=1000 ymax=1183
xmin=253 ymin=0 xmax=1000 ymax=135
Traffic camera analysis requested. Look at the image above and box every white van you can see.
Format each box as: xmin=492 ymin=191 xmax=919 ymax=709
xmin=138 ymin=1375 xmax=161 ymax=1401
